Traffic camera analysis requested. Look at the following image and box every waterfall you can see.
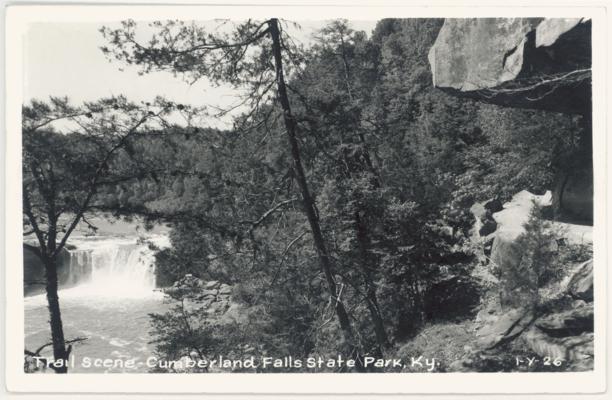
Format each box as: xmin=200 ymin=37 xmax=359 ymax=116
xmin=61 ymin=236 xmax=168 ymax=297
xmin=67 ymin=250 xmax=93 ymax=286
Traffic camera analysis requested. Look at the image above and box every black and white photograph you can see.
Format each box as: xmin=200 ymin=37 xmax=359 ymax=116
xmin=3 ymin=2 xmax=609 ymax=396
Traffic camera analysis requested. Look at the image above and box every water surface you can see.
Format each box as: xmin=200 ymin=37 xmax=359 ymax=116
xmin=24 ymin=220 xmax=171 ymax=373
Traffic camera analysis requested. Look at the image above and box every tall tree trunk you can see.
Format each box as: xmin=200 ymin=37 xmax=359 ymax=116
xmin=44 ymin=256 xmax=68 ymax=373
xmin=268 ymin=18 xmax=364 ymax=370
xmin=354 ymin=211 xmax=389 ymax=356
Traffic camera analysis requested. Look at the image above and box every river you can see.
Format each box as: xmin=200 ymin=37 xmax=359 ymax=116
xmin=24 ymin=218 xmax=171 ymax=373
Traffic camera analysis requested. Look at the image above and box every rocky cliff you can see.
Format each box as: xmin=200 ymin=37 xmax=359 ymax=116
xmin=429 ymin=18 xmax=593 ymax=223
xmin=164 ymin=274 xmax=237 ymax=317
xmin=457 ymin=191 xmax=594 ymax=371
xmin=428 ymin=18 xmax=591 ymax=115
xmin=425 ymin=18 xmax=595 ymax=371
xmin=23 ymin=245 xmax=72 ymax=296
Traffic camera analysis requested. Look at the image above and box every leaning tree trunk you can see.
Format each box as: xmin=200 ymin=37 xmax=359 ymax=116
xmin=268 ymin=18 xmax=364 ymax=370
xmin=43 ymin=256 xmax=69 ymax=373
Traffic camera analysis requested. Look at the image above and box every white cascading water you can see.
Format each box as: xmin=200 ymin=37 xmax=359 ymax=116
xmin=66 ymin=250 xmax=92 ymax=286
xmin=24 ymin=225 xmax=171 ymax=373
xmin=60 ymin=235 xmax=169 ymax=298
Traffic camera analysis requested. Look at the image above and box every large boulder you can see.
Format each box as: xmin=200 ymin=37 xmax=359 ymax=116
xmin=521 ymin=326 xmax=569 ymax=361
xmin=492 ymin=190 xmax=552 ymax=243
xmin=204 ymin=280 xmax=221 ymax=290
xmin=428 ymin=18 xmax=593 ymax=223
xmin=475 ymin=307 xmax=535 ymax=349
xmin=428 ymin=18 xmax=591 ymax=115
xmin=521 ymin=327 xmax=594 ymax=371
xmin=488 ymin=190 xmax=593 ymax=309
xmin=489 ymin=190 xmax=553 ymax=308
xmin=550 ymin=221 xmax=593 ymax=246
xmin=567 ymin=260 xmax=594 ymax=301
xmin=429 ymin=18 xmax=543 ymax=91
xmin=218 ymin=283 xmax=232 ymax=295
xmin=535 ymin=303 xmax=594 ymax=337
xmin=465 ymin=188 xmax=593 ymax=371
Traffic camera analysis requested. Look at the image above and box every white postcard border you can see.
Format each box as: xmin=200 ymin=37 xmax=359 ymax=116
xmin=4 ymin=1 xmax=609 ymax=394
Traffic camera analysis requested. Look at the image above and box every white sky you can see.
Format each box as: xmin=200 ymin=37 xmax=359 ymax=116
xmin=24 ymin=20 xmax=378 ymax=128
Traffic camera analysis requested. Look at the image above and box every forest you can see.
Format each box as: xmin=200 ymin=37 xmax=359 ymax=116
xmin=22 ymin=18 xmax=592 ymax=373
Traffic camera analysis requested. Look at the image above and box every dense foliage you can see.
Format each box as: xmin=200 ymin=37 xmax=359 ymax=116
xmin=102 ymin=19 xmax=583 ymax=370
xmin=24 ymin=18 xmax=586 ymax=373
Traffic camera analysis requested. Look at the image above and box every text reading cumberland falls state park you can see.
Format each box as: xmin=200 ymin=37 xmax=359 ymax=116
xmin=31 ymin=355 xmax=440 ymax=371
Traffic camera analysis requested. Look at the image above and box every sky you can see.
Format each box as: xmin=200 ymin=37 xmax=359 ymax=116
xmin=24 ymin=20 xmax=379 ymax=128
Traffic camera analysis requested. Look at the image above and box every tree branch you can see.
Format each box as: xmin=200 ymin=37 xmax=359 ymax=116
xmin=240 ymin=198 xmax=298 ymax=231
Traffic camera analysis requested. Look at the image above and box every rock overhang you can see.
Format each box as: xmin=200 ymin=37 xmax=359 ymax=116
xmin=428 ymin=18 xmax=591 ymax=115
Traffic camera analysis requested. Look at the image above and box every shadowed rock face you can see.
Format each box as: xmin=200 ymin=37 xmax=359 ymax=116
xmin=429 ymin=18 xmax=543 ymax=90
xmin=567 ymin=260 xmax=593 ymax=302
xmin=24 ymin=246 xmax=71 ymax=296
xmin=553 ymin=165 xmax=593 ymax=223
xmin=429 ymin=18 xmax=593 ymax=222
xmin=428 ymin=18 xmax=591 ymax=115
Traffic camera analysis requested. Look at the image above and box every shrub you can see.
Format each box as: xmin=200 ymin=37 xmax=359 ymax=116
xmin=500 ymin=205 xmax=593 ymax=310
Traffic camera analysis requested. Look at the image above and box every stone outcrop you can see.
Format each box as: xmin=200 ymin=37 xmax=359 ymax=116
xmin=428 ymin=18 xmax=594 ymax=371
xmin=23 ymin=244 xmax=71 ymax=296
xmin=492 ymin=190 xmax=552 ymax=242
xmin=489 ymin=190 xmax=553 ymax=308
xmin=464 ymin=259 xmax=594 ymax=371
xmin=471 ymin=190 xmax=593 ymax=291
xmin=535 ymin=302 xmax=593 ymax=337
xmin=428 ymin=18 xmax=593 ymax=221
xmin=567 ymin=260 xmax=594 ymax=302
xmin=477 ymin=190 xmax=592 ymax=309
xmin=428 ymin=18 xmax=591 ymax=115
xmin=520 ymin=328 xmax=594 ymax=371
xmin=475 ymin=307 xmax=535 ymax=349
xmin=461 ymin=190 xmax=594 ymax=371
xmin=164 ymin=274 xmax=233 ymax=316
